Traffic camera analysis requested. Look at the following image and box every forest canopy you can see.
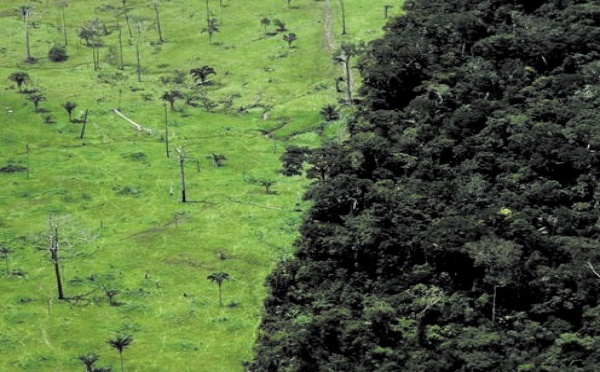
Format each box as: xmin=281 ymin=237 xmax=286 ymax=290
xmin=248 ymin=0 xmax=600 ymax=371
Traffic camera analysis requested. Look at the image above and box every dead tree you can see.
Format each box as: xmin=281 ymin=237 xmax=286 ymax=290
xmin=48 ymin=217 xmax=65 ymax=300
xmin=176 ymin=147 xmax=186 ymax=202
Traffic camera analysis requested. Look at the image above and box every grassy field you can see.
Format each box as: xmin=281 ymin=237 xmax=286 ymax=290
xmin=0 ymin=0 xmax=400 ymax=370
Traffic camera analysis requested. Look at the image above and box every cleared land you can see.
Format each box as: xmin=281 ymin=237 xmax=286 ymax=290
xmin=0 ymin=0 xmax=399 ymax=370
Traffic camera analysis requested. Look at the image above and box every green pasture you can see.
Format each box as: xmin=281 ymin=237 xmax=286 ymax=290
xmin=0 ymin=0 xmax=399 ymax=370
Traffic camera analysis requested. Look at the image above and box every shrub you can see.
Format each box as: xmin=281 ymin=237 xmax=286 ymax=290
xmin=48 ymin=45 xmax=68 ymax=62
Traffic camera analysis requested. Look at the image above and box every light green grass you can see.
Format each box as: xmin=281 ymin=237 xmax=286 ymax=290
xmin=0 ymin=0 xmax=397 ymax=370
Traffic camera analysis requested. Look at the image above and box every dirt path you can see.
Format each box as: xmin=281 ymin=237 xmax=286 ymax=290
xmin=323 ymin=0 xmax=335 ymax=51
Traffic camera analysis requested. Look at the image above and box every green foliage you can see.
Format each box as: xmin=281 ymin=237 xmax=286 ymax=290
xmin=48 ymin=45 xmax=68 ymax=62
xmin=250 ymin=0 xmax=600 ymax=370
xmin=8 ymin=71 xmax=29 ymax=91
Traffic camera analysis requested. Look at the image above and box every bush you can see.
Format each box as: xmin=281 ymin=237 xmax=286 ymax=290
xmin=48 ymin=45 xmax=68 ymax=62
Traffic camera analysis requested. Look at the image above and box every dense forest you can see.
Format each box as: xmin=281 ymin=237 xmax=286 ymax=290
xmin=248 ymin=0 xmax=600 ymax=370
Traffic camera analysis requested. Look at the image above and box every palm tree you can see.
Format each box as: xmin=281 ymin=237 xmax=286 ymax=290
xmin=20 ymin=5 xmax=33 ymax=62
xmin=107 ymin=334 xmax=133 ymax=372
xmin=161 ymin=90 xmax=183 ymax=110
xmin=260 ymin=17 xmax=270 ymax=36
xmin=207 ymin=272 xmax=229 ymax=306
xmin=0 ymin=245 xmax=11 ymax=275
xmin=62 ymin=101 xmax=78 ymax=122
xmin=189 ymin=66 xmax=216 ymax=86
xmin=201 ymin=17 xmax=220 ymax=44
xmin=27 ymin=92 xmax=46 ymax=111
xmin=8 ymin=71 xmax=29 ymax=92
xmin=319 ymin=104 xmax=340 ymax=122
xmin=78 ymin=353 xmax=99 ymax=372
xmin=283 ymin=32 xmax=297 ymax=49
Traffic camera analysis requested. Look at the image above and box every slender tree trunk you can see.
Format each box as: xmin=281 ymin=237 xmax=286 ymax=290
xmin=206 ymin=0 xmax=210 ymax=26
xmin=178 ymin=148 xmax=186 ymax=202
xmin=4 ymin=256 xmax=8 ymax=274
xmin=61 ymin=6 xmax=68 ymax=45
xmin=154 ymin=1 xmax=164 ymax=43
xmin=119 ymin=352 xmax=124 ymax=372
xmin=343 ymin=57 xmax=352 ymax=105
xmin=26 ymin=144 xmax=30 ymax=179
xmin=118 ymin=26 xmax=124 ymax=70
xmin=80 ymin=110 xmax=89 ymax=139
xmin=135 ymin=31 xmax=141 ymax=82
xmin=164 ymin=104 xmax=169 ymax=158
xmin=218 ymin=283 xmax=223 ymax=306
xmin=339 ymin=0 xmax=347 ymax=35
xmin=49 ymin=222 xmax=65 ymax=300
xmin=24 ymin=8 xmax=32 ymax=61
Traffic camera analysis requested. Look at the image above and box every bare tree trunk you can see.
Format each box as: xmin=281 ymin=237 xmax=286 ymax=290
xmin=23 ymin=8 xmax=32 ymax=61
xmin=49 ymin=218 xmax=65 ymax=300
xmin=177 ymin=147 xmax=186 ymax=202
xmin=61 ymin=5 xmax=68 ymax=45
xmin=122 ymin=0 xmax=133 ymax=38
xmin=339 ymin=0 xmax=347 ymax=35
xmin=135 ymin=27 xmax=141 ymax=82
xmin=26 ymin=144 xmax=30 ymax=179
xmin=154 ymin=0 xmax=164 ymax=43
xmin=343 ymin=57 xmax=352 ymax=105
xmin=118 ymin=26 xmax=124 ymax=70
xmin=164 ymin=104 xmax=169 ymax=157
xmin=80 ymin=110 xmax=89 ymax=139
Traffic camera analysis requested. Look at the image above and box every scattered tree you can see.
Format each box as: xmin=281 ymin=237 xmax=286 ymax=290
xmin=190 ymin=66 xmax=216 ymax=85
xmin=78 ymin=353 xmax=99 ymax=372
xmin=0 ymin=244 xmax=12 ymax=275
xmin=62 ymin=101 xmax=77 ymax=122
xmin=161 ymin=90 xmax=183 ymax=111
xmin=134 ymin=20 xmax=143 ymax=82
xmin=283 ymin=32 xmax=297 ymax=49
xmin=207 ymin=272 xmax=229 ymax=306
xmin=176 ymin=147 xmax=186 ymax=202
xmin=153 ymin=0 xmax=164 ymax=43
xmin=273 ymin=19 xmax=287 ymax=33
xmin=48 ymin=45 xmax=68 ymax=62
xmin=209 ymin=153 xmax=226 ymax=167
xmin=48 ymin=217 xmax=65 ymax=300
xmin=319 ymin=104 xmax=340 ymax=122
xmin=8 ymin=71 xmax=30 ymax=92
xmin=27 ymin=93 xmax=46 ymax=111
xmin=20 ymin=5 xmax=34 ymax=62
xmin=107 ymin=334 xmax=133 ymax=372
xmin=260 ymin=17 xmax=270 ymax=36
xmin=201 ymin=17 xmax=220 ymax=44
xmin=338 ymin=0 xmax=347 ymax=35
xmin=333 ymin=43 xmax=363 ymax=105
xmin=120 ymin=0 xmax=133 ymax=38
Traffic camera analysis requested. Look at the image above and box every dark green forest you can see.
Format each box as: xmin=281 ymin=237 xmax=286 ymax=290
xmin=248 ymin=0 xmax=600 ymax=370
